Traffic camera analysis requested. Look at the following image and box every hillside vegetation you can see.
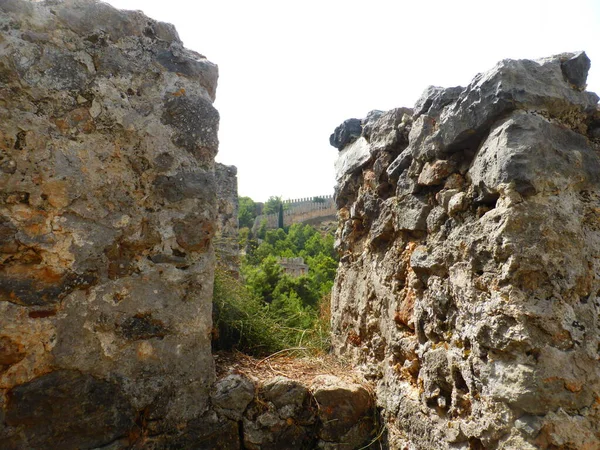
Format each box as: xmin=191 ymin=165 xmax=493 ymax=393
xmin=213 ymin=214 xmax=338 ymax=356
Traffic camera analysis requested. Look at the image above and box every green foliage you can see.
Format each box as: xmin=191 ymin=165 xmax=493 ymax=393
xmin=213 ymin=217 xmax=338 ymax=356
xmin=256 ymin=219 xmax=268 ymax=240
xmin=238 ymin=227 xmax=251 ymax=249
xmin=212 ymin=269 xmax=330 ymax=355
xmin=238 ymin=196 xmax=257 ymax=229
xmin=278 ymin=202 xmax=284 ymax=229
xmin=243 ymin=255 xmax=282 ymax=303
xmin=212 ymin=269 xmax=280 ymax=354
xmin=273 ymin=275 xmax=320 ymax=307
xmin=263 ymin=195 xmax=284 ymax=215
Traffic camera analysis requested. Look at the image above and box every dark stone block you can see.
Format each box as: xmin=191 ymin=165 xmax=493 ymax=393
xmin=386 ymin=149 xmax=413 ymax=180
xmin=153 ymin=170 xmax=216 ymax=204
xmin=5 ymin=370 xmax=134 ymax=449
xmin=330 ymin=118 xmax=362 ymax=150
xmin=39 ymin=52 xmax=89 ymax=91
xmin=161 ymin=95 xmax=219 ymax=156
xmin=118 ymin=313 xmax=169 ymax=340
xmin=413 ymin=85 xmax=463 ymax=119
xmin=153 ymin=152 xmax=175 ymax=172
xmin=0 ymin=270 xmax=97 ymax=306
xmin=147 ymin=416 xmax=240 ymax=450
xmin=92 ymin=46 xmax=131 ymax=77
xmin=157 ymin=50 xmax=212 ymax=79
xmin=561 ymin=51 xmax=591 ymax=89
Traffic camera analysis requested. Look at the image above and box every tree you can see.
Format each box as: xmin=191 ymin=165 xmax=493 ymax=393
xmin=238 ymin=196 xmax=257 ymax=229
xmin=278 ymin=202 xmax=284 ymax=229
xmin=264 ymin=196 xmax=284 ymax=215
xmin=243 ymin=255 xmax=282 ymax=303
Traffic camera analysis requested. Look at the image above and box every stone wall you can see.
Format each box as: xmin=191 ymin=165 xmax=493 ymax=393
xmin=277 ymin=257 xmax=309 ymax=277
xmin=0 ymin=0 xmax=219 ymax=447
xmin=253 ymin=195 xmax=336 ymax=231
xmin=215 ymin=163 xmax=240 ymax=275
xmin=186 ymin=373 xmax=377 ymax=450
xmin=331 ymin=52 xmax=600 ymax=449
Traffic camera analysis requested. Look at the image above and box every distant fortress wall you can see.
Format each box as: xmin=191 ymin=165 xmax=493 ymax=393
xmin=252 ymin=195 xmax=336 ymax=231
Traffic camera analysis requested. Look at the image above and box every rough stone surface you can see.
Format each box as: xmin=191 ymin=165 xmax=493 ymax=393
xmin=0 ymin=0 xmax=219 ymax=446
xmin=241 ymin=375 xmax=376 ymax=450
xmin=329 ymin=118 xmax=362 ymax=150
xmin=311 ymin=375 xmax=374 ymax=448
xmin=214 ymin=163 xmax=240 ymax=275
xmin=5 ymin=370 xmax=133 ymax=449
xmin=134 ymin=373 xmax=376 ymax=450
xmin=334 ymin=136 xmax=371 ymax=182
xmin=211 ymin=374 xmax=255 ymax=421
xmin=331 ymin=52 xmax=600 ymax=449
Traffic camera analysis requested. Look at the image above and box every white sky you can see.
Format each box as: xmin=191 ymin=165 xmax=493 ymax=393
xmin=106 ymin=0 xmax=600 ymax=202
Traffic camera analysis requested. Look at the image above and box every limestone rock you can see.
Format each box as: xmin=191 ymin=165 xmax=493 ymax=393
xmin=311 ymin=375 xmax=375 ymax=448
xmin=395 ymin=51 xmax=599 ymax=168
xmin=214 ymin=163 xmax=240 ymax=275
xmin=211 ymin=374 xmax=255 ymax=421
xmin=0 ymin=0 xmax=219 ymax=446
xmin=362 ymin=107 xmax=413 ymax=154
xmin=4 ymin=370 xmax=133 ymax=449
xmin=262 ymin=376 xmax=309 ymax=411
xmin=468 ymin=110 xmax=600 ymax=197
xmin=413 ymin=85 xmax=463 ymax=119
xmin=334 ymin=137 xmax=372 ymax=181
xmin=329 ymin=118 xmax=362 ymax=150
xmin=561 ymin=51 xmax=591 ymax=89
xmin=417 ymin=160 xmax=456 ymax=186
xmin=394 ymin=194 xmax=431 ymax=231
xmin=331 ymin=52 xmax=600 ymax=449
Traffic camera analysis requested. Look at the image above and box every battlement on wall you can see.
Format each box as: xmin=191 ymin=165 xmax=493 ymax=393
xmin=283 ymin=194 xmax=334 ymax=205
xmin=252 ymin=195 xmax=336 ymax=231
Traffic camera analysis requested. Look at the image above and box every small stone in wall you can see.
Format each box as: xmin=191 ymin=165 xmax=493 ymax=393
xmin=211 ymin=374 xmax=255 ymax=421
xmin=417 ymin=160 xmax=456 ymax=186
xmin=310 ymin=375 xmax=375 ymax=447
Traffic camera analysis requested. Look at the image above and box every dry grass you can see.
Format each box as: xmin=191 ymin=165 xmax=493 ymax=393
xmin=214 ymin=349 xmax=367 ymax=386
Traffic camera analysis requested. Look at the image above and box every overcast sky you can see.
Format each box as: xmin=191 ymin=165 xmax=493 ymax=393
xmin=106 ymin=0 xmax=600 ymax=202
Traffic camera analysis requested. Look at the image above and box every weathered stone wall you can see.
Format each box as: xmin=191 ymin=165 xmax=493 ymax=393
xmin=331 ymin=52 xmax=600 ymax=449
xmin=0 ymin=0 xmax=220 ymax=447
xmin=253 ymin=196 xmax=336 ymax=231
xmin=199 ymin=373 xmax=377 ymax=450
xmin=215 ymin=163 xmax=240 ymax=275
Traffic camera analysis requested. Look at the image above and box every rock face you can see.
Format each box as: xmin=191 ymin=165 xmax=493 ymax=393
xmin=0 ymin=0 xmax=219 ymax=447
xmin=331 ymin=52 xmax=600 ymax=449
xmin=214 ymin=163 xmax=240 ymax=275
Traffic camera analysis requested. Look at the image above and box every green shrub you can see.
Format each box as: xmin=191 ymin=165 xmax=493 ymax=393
xmin=212 ymin=269 xmax=330 ymax=356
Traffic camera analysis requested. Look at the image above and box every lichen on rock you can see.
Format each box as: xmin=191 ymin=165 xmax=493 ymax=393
xmin=331 ymin=51 xmax=600 ymax=449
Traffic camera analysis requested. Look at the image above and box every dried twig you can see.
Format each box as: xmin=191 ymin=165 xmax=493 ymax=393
xmin=357 ymin=422 xmax=387 ymax=450
xmin=267 ymin=360 xmax=290 ymax=377
xmin=255 ymin=347 xmax=308 ymax=367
